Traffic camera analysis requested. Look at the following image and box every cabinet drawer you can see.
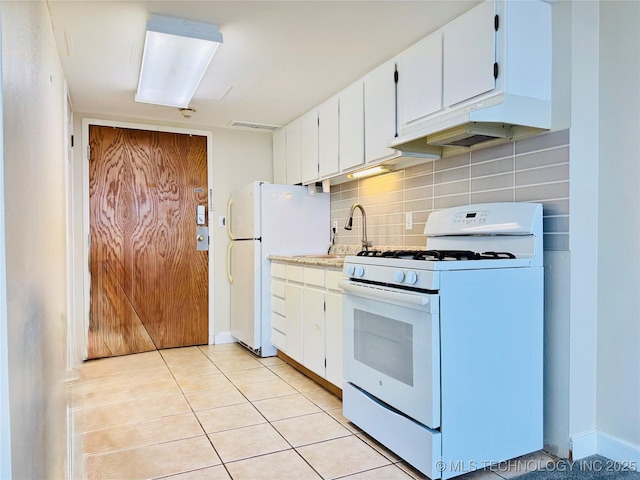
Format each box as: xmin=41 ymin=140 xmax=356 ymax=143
xmin=326 ymin=269 xmax=344 ymax=291
xmin=271 ymin=311 xmax=286 ymax=333
xmin=271 ymin=296 xmax=286 ymax=317
xmin=271 ymin=262 xmax=286 ymax=279
xmin=304 ymin=267 xmax=325 ymax=287
xmin=271 ymin=329 xmax=286 ymax=351
xmin=287 ymin=265 xmax=304 ymax=283
xmin=271 ymin=280 xmax=286 ymax=298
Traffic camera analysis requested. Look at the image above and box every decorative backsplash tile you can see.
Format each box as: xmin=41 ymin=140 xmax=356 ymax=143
xmin=330 ymin=129 xmax=570 ymax=251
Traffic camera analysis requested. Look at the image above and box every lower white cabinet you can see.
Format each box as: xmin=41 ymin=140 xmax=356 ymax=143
xmin=269 ymin=261 xmax=344 ymax=388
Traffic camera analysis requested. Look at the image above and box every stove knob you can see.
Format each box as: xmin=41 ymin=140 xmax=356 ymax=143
xmin=354 ymin=266 xmax=365 ymax=278
xmin=405 ymin=271 xmax=418 ymax=285
xmin=346 ymin=264 xmax=355 ymax=276
xmin=394 ymin=270 xmax=405 ymax=283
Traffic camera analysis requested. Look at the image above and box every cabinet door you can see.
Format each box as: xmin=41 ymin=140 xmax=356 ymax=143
xmin=285 ymin=283 xmax=303 ymax=363
xmin=443 ymin=0 xmax=496 ymax=107
xmin=339 ymin=81 xmax=365 ymax=171
xmin=285 ymin=119 xmax=302 ymax=185
xmin=399 ymin=32 xmax=442 ymax=128
xmin=364 ymin=59 xmax=398 ymax=163
xmin=300 ymin=109 xmax=319 ymax=184
xmin=318 ymin=96 xmax=339 ymax=178
xmin=325 ymin=292 xmax=343 ymax=388
xmin=272 ymin=128 xmax=287 ymax=184
xmin=303 ymin=288 xmax=325 ymax=377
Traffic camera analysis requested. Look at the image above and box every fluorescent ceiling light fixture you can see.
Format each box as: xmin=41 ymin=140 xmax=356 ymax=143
xmin=347 ymin=165 xmax=391 ymax=179
xmin=135 ymin=14 xmax=223 ymax=108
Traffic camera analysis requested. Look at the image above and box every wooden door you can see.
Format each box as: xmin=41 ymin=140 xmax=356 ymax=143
xmin=88 ymin=126 xmax=208 ymax=359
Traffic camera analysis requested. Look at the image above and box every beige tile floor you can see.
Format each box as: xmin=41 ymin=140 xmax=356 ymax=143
xmin=71 ymin=343 xmax=556 ymax=480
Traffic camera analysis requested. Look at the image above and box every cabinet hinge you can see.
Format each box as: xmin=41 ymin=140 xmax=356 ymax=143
xmin=324 ymin=358 xmax=327 ymax=368
xmin=493 ymin=62 xmax=499 ymax=80
xmin=394 ymin=68 xmax=399 ymax=84
xmin=494 ymin=14 xmax=499 ymax=31
xmin=70 ymin=135 xmax=74 ymax=147
xmin=323 ymin=301 xmax=326 ymax=312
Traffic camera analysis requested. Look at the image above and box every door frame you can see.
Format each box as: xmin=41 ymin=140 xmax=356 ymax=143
xmin=80 ymin=118 xmax=214 ymax=359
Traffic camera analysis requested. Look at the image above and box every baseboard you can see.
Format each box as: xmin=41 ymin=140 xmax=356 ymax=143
xmin=571 ymin=430 xmax=640 ymax=465
xmin=571 ymin=430 xmax=598 ymax=460
xmin=213 ymin=332 xmax=236 ymax=345
xmin=597 ymin=431 xmax=640 ymax=465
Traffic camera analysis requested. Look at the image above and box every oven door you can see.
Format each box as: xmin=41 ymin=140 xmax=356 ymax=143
xmin=340 ymin=280 xmax=440 ymax=429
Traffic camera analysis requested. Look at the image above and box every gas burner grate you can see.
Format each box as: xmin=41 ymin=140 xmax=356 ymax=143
xmin=356 ymin=249 xmax=517 ymax=260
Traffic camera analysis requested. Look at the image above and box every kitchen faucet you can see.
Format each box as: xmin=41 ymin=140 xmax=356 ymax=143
xmin=344 ymin=203 xmax=373 ymax=251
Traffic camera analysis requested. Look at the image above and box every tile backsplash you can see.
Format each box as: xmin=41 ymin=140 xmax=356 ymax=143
xmin=330 ymin=129 xmax=570 ymax=250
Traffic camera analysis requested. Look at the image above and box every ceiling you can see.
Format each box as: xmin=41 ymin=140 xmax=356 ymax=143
xmin=47 ymin=1 xmax=479 ymax=131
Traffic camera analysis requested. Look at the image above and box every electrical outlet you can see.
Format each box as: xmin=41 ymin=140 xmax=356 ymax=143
xmin=332 ymin=220 xmax=338 ymax=230
xmin=406 ymin=212 xmax=413 ymax=230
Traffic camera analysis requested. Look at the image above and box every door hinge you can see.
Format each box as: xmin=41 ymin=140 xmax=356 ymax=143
xmin=494 ymin=14 xmax=499 ymax=31
xmin=493 ymin=62 xmax=499 ymax=80
xmin=324 ymin=300 xmax=326 ymax=312
xmin=70 ymin=135 xmax=74 ymax=147
xmin=87 ymin=144 xmax=91 ymax=161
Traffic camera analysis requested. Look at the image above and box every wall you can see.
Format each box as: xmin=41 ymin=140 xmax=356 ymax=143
xmin=330 ymin=130 xmax=570 ymax=249
xmin=1 ymin=2 xmax=68 ymax=478
xmin=597 ymin=0 xmax=640 ymax=455
xmin=72 ymin=113 xmax=273 ymax=346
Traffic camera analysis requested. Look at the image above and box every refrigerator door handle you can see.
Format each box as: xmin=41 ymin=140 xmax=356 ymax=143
xmin=226 ymin=241 xmax=234 ymax=284
xmin=226 ymin=197 xmax=234 ymax=240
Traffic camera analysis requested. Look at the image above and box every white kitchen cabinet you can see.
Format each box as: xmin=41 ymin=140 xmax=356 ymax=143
xmin=303 ymin=288 xmax=325 ymax=376
xmin=442 ymin=0 xmax=495 ymax=108
xmin=338 ymin=81 xmax=365 ymax=171
xmin=285 ymin=119 xmax=302 ymax=185
xmin=285 ymin=281 xmax=303 ymax=362
xmin=272 ymin=128 xmax=287 ymax=184
xmin=270 ymin=261 xmax=343 ymax=388
xmin=325 ymin=290 xmax=343 ymax=387
xmin=300 ymin=109 xmax=319 ymax=184
xmin=363 ymin=58 xmax=398 ymax=163
xmin=399 ymin=32 xmax=442 ymax=129
xmin=318 ymin=96 xmax=339 ymax=178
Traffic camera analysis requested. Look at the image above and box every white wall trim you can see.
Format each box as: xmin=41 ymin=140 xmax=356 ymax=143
xmin=79 ymin=118 xmax=216 ymax=357
xmin=571 ymin=430 xmax=598 ymax=460
xmin=214 ymin=331 xmax=236 ymax=345
xmin=597 ymin=431 xmax=640 ymax=466
xmin=571 ymin=430 xmax=640 ymax=465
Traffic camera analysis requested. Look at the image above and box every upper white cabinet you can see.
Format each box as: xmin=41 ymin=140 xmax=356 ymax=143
xmin=399 ymin=33 xmax=442 ymax=130
xmin=318 ymin=96 xmax=340 ymax=178
xmin=272 ymin=128 xmax=287 ymax=184
xmin=285 ymin=119 xmax=302 ymax=185
xmin=443 ymin=0 xmax=495 ymax=107
xmin=364 ymin=58 xmax=399 ymax=163
xmin=300 ymin=109 xmax=319 ymax=184
xmin=338 ymin=81 xmax=365 ymax=171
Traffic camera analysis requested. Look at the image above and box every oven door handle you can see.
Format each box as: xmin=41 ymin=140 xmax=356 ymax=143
xmin=339 ymin=281 xmax=431 ymax=306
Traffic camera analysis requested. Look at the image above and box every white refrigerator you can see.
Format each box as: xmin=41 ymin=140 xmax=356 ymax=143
xmin=226 ymin=181 xmax=330 ymax=357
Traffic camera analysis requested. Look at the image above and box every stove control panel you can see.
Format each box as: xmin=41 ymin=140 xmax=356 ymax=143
xmin=452 ymin=210 xmax=489 ymax=225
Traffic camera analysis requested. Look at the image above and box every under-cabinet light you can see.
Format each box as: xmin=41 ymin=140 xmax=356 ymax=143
xmin=135 ymin=15 xmax=223 ymax=108
xmin=347 ymin=165 xmax=391 ymax=180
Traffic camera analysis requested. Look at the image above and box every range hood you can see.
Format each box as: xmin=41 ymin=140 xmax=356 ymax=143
xmin=389 ymin=93 xmax=551 ymax=155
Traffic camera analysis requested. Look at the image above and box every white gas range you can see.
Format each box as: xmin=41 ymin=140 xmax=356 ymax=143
xmin=340 ymin=202 xmax=544 ymax=479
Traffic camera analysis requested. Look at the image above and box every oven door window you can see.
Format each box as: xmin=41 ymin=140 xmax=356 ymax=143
xmin=343 ymin=288 xmax=440 ymax=429
xmin=354 ymin=309 xmax=413 ymax=386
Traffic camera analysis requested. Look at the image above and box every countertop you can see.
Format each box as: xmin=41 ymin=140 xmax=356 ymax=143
xmin=269 ymin=245 xmax=411 ymax=268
